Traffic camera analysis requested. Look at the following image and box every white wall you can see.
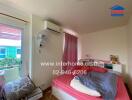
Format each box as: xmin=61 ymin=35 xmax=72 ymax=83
xmin=0 ymin=3 xmax=30 ymax=21
xmin=127 ymin=16 xmax=132 ymax=94
xmin=31 ymin=15 xmax=63 ymax=89
xmin=81 ymin=26 xmax=128 ymax=79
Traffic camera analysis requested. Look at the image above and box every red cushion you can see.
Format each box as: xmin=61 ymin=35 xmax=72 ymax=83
xmin=72 ymin=66 xmax=91 ymax=71
xmin=71 ymin=66 xmax=92 ymax=76
xmin=67 ymin=66 xmax=107 ymax=75
xmin=80 ymin=66 xmax=91 ymax=72
xmin=90 ymin=66 xmax=108 ymax=73
xmin=72 ymin=66 xmax=82 ymax=71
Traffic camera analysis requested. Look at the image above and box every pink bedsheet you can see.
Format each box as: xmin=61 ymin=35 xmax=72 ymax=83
xmin=52 ymin=74 xmax=130 ymax=100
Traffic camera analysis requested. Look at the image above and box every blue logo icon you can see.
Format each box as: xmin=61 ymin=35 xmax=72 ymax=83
xmin=111 ymin=5 xmax=125 ymax=16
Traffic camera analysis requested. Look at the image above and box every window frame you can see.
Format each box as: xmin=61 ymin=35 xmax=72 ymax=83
xmin=16 ymin=48 xmax=21 ymax=55
xmin=0 ymin=47 xmax=6 ymax=58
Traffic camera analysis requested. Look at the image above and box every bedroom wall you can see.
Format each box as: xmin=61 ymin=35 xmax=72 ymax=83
xmin=31 ymin=15 xmax=63 ymax=89
xmin=0 ymin=3 xmax=30 ymax=23
xmin=81 ymin=26 xmax=128 ymax=80
xmin=127 ymin=16 xmax=132 ymax=94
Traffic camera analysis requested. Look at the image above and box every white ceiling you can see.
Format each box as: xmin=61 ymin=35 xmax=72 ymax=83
xmin=0 ymin=0 xmax=132 ymax=34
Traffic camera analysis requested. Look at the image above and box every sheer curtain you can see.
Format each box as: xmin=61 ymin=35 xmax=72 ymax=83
xmin=63 ymin=33 xmax=78 ymax=70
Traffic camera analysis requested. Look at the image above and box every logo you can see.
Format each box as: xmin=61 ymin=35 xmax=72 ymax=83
xmin=111 ymin=5 xmax=125 ymax=16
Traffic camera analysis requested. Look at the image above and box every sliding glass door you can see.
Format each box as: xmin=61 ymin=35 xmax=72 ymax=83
xmin=0 ymin=23 xmax=22 ymax=82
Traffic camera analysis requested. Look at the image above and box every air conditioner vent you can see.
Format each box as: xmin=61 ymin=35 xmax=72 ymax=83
xmin=44 ymin=21 xmax=62 ymax=33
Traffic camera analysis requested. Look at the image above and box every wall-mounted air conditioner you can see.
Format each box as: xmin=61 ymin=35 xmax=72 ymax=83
xmin=44 ymin=20 xmax=62 ymax=33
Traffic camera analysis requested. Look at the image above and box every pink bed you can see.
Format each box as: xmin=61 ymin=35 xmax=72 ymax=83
xmin=52 ymin=74 xmax=130 ymax=100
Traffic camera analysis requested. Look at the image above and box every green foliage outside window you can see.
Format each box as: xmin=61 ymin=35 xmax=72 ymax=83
xmin=0 ymin=58 xmax=21 ymax=68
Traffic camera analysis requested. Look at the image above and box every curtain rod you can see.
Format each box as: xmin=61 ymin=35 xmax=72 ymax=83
xmin=0 ymin=13 xmax=29 ymax=23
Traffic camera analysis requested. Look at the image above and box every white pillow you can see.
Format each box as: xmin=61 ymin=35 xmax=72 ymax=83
xmin=70 ymin=77 xmax=101 ymax=97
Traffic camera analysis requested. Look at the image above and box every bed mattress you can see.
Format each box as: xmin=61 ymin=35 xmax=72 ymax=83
xmin=52 ymin=74 xmax=130 ymax=100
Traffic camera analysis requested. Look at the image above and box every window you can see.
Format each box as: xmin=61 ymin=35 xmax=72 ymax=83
xmin=0 ymin=20 xmax=23 ymax=82
xmin=17 ymin=49 xmax=21 ymax=54
xmin=0 ymin=48 xmax=6 ymax=58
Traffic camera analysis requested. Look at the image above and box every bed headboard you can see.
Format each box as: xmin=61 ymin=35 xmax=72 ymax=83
xmin=79 ymin=59 xmax=122 ymax=74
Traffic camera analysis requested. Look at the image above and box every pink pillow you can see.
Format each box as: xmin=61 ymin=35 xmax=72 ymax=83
xmin=90 ymin=66 xmax=108 ymax=73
